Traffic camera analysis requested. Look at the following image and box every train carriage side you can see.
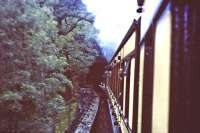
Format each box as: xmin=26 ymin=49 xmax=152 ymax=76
xmin=106 ymin=19 xmax=138 ymax=132
xmin=105 ymin=0 xmax=200 ymax=133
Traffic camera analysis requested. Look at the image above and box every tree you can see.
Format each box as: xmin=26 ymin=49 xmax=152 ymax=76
xmin=0 ymin=0 xmax=103 ymax=132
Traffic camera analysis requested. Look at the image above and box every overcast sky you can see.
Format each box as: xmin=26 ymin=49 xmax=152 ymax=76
xmin=83 ymin=0 xmax=138 ymax=49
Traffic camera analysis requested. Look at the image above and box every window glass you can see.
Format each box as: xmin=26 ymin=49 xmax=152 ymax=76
xmin=128 ymin=58 xmax=135 ymax=129
xmin=123 ymin=62 xmax=127 ymax=116
xmin=137 ymin=45 xmax=145 ymax=133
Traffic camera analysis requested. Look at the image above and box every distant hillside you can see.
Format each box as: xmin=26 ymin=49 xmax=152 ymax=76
xmin=101 ymin=45 xmax=116 ymax=62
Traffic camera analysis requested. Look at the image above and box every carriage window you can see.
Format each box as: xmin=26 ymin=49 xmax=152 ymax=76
xmin=137 ymin=44 xmax=145 ymax=133
xmin=124 ymin=59 xmax=131 ymax=119
xmin=152 ymin=5 xmax=171 ymax=133
xmin=128 ymin=58 xmax=135 ymax=129
xmin=123 ymin=62 xmax=127 ymax=116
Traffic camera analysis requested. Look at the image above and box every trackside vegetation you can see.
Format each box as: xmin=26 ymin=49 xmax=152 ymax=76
xmin=0 ymin=0 xmax=104 ymax=132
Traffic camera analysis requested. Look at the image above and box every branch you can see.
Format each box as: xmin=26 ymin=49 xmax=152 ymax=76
xmin=65 ymin=14 xmax=94 ymax=24
xmin=58 ymin=18 xmax=82 ymax=35
xmin=58 ymin=14 xmax=94 ymax=35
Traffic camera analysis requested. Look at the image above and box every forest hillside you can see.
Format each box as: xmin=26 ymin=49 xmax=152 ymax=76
xmin=0 ymin=0 xmax=106 ymax=132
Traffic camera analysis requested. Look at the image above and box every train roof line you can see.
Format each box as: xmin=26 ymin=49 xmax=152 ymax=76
xmin=109 ymin=19 xmax=137 ymax=63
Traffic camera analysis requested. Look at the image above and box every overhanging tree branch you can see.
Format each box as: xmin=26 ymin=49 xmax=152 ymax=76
xmin=58 ymin=18 xmax=81 ymax=35
xmin=65 ymin=14 xmax=94 ymax=24
xmin=58 ymin=15 xmax=94 ymax=35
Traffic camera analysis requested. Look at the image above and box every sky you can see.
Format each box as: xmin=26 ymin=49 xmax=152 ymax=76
xmin=82 ymin=0 xmax=138 ymax=49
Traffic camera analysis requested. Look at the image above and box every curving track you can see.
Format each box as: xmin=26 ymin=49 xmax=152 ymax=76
xmin=91 ymin=87 xmax=113 ymax=133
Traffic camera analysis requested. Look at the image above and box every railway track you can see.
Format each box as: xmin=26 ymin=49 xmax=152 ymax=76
xmin=66 ymin=88 xmax=99 ymax=133
xmin=66 ymin=86 xmax=113 ymax=133
xmin=91 ymin=87 xmax=113 ymax=133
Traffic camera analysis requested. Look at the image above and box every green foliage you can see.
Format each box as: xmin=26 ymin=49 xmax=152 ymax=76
xmin=51 ymin=73 xmax=73 ymax=88
xmin=0 ymin=0 xmax=102 ymax=132
xmin=55 ymin=98 xmax=77 ymax=133
xmin=0 ymin=91 xmax=23 ymax=113
xmin=37 ymin=55 xmax=68 ymax=73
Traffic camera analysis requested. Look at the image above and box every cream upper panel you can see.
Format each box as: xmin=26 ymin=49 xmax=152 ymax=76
xmin=111 ymin=32 xmax=136 ymax=64
xmin=123 ymin=32 xmax=136 ymax=57
xmin=118 ymin=47 xmax=125 ymax=60
xmin=152 ymin=5 xmax=171 ymax=133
